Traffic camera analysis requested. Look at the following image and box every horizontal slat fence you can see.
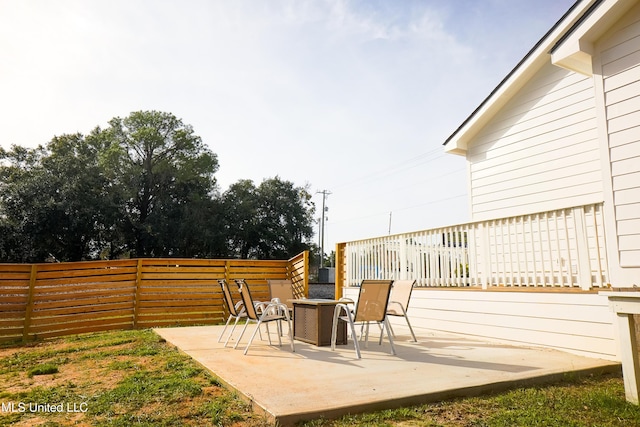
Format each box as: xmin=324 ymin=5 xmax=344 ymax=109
xmin=29 ymin=260 xmax=137 ymax=340
xmin=0 ymin=252 xmax=308 ymax=343
xmin=0 ymin=264 xmax=33 ymax=342
xmin=287 ymin=251 xmax=309 ymax=299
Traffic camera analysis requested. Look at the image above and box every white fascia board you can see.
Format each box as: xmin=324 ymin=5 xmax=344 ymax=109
xmin=444 ymin=0 xmax=598 ymax=156
xmin=551 ymin=39 xmax=594 ymax=75
xmin=444 ymin=55 xmax=547 ymax=156
xmin=552 ymin=0 xmax=637 ymax=76
xmin=443 ymin=140 xmax=467 ymax=156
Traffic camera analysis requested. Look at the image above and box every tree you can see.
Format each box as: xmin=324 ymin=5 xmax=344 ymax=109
xmin=256 ymin=177 xmax=315 ymax=259
xmin=0 ymin=136 xmax=114 ymax=262
xmin=221 ymin=177 xmax=315 ymax=259
xmin=0 ymin=144 xmax=48 ymax=262
xmin=0 ymin=111 xmax=316 ymax=262
xmin=96 ymin=111 xmax=220 ymax=257
xmin=221 ymin=180 xmax=260 ymax=259
xmin=0 ymin=111 xmax=221 ymax=261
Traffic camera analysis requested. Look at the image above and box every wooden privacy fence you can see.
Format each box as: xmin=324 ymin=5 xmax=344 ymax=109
xmin=0 ymin=252 xmax=308 ymax=343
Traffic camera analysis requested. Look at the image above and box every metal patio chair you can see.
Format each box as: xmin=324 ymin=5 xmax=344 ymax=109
xmin=234 ymin=279 xmax=295 ymax=355
xmin=217 ymin=279 xmax=247 ymax=346
xmin=331 ymin=279 xmax=395 ymax=359
xmin=268 ymin=279 xmax=296 ymax=313
xmin=386 ymin=279 xmax=418 ymax=342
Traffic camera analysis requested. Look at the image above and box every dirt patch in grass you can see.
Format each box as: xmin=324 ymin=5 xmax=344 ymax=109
xmin=0 ymin=330 xmax=270 ymax=427
xmin=1 ymin=341 xmax=132 ymax=396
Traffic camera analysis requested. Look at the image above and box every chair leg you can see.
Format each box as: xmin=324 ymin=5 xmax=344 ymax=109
xmin=383 ymin=318 xmax=396 ymax=355
xmin=286 ymin=317 xmax=295 ymax=352
xmin=331 ymin=304 xmax=360 ymax=358
xmin=218 ymin=315 xmax=234 ymax=343
xmin=363 ymin=322 xmax=371 ymax=348
xmin=274 ymin=321 xmax=283 ymax=347
xmin=264 ymin=322 xmax=273 ymax=345
xmin=331 ymin=305 xmax=342 ymax=351
xmin=387 ymin=320 xmax=396 ymax=337
xmin=350 ymin=320 xmax=362 ymax=359
xmin=384 ymin=314 xmax=417 ymax=343
xmin=234 ymin=320 xmax=252 ymax=349
xmin=244 ymin=317 xmax=292 ymax=355
xmin=404 ymin=314 xmax=417 ymax=342
xmin=243 ymin=321 xmax=263 ymax=355
xmin=224 ymin=316 xmax=242 ymax=347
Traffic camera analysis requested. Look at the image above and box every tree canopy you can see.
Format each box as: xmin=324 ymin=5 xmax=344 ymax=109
xmin=221 ymin=178 xmax=315 ymax=259
xmin=0 ymin=111 xmax=316 ymax=262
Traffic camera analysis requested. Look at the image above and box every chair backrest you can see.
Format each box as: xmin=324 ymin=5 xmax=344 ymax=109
xmin=219 ymin=279 xmax=240 ymax=317
xmin=387 ymin=279 xmax=416 ymax=315
xmin=268 ymin=279 xmax=295 ymax=309
xmin=235 ymin=279 xmax=260 ymax=321
xmin=354 ymin=280 xmax=394 ymax=323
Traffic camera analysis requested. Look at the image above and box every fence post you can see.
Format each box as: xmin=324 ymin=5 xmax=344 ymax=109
xmin=335 ymin=243 xmax=345 ymax=299
xmin=22 ymin=264 xmax=37 ymax=342
xmin=133 ymin=259 xmax=143 ymax=328
xmin=285 ymin=258 xmax=292 ymax=281
xmin=303 ymin=250 xmax=309 ymax=298
xmin=224 ymin=260 xmax=231 ymax=284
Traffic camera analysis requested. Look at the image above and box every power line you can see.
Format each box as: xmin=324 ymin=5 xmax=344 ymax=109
xmin=331 ymin=147 xmax=445 ymax=190
xmin=330 ymin=193 xmax=467 ymax=225
xmin=316 ymin=190 xmax=331 ymax=267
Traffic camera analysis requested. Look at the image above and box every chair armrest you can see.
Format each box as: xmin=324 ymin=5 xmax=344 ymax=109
xmin=234 ymin=300 xmax=246 ymax=314
xmin=262 ymin=301 xmax=291 ymax=319
xmin=386 ymin=300 xmax=407 ymax=316
xmin=333 ymin=303 xmax=355 ymax=322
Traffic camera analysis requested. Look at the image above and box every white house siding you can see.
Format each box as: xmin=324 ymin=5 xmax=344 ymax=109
xmin=467 ymin=62 xmax=603 ymax=222
xmin=341 ymin=286 xmax=618 ymax=361
xmin=598 ymin=4 xmax=640 ymax=270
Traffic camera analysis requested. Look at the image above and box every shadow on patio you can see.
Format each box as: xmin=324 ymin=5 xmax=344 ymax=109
xmin=154 ymin=325 xmax=619 ymax=426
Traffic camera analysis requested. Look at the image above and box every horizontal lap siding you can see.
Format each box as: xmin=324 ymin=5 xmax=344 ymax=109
xmin=468 ymin=63 xmax=602 ymax=221
xmin=341 ymin=287 xmax=617 ymax=360
xmin=601 ymin=7 xmax=640 ymax=268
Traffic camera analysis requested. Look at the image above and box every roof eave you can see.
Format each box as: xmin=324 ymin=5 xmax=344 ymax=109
xmin=443 ymin=0 xmax=597 ymax=155
xmin=551 ymin=0 xmax=638 ymax=75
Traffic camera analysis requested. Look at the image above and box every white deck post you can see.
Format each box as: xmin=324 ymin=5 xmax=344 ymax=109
xmin=399 ymin=234 xmax=408 ymax=280
xmin=602 ymin=292 xmax=640 ymax=404
xmin=573 ymin=206 xmax=594 ymax=290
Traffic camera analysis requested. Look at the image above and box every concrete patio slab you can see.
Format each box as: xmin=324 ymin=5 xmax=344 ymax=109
xmin=154 ymin=325 xmax=620 ymax=426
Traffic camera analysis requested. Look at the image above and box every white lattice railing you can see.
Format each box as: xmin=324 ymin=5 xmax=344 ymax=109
xmin=341 ymin=203 xmax=608 ymax=290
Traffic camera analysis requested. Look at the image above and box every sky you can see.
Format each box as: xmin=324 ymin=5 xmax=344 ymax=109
xmin=0 ymin=0 xmax=577 ymax=253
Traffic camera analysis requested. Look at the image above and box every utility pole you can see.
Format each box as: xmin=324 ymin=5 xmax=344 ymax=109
xmin=316 ymin=190 xmax=331 ymax=269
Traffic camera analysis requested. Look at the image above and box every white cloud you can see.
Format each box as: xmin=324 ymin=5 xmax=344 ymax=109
xmin=0 ymin=0 xmax=576 ymax=250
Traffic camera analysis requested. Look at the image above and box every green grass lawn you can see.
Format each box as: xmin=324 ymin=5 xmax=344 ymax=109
xmin=1 ymin=329 xmax=639 ymax=426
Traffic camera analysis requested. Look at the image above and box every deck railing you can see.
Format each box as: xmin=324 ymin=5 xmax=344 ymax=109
xmin=336 ymin=203 xmax=608 ymax=291
xmin=0 ymin=252 xmax=308 ymax=343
